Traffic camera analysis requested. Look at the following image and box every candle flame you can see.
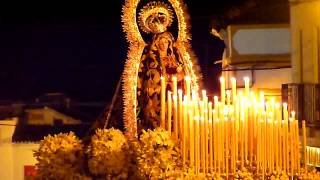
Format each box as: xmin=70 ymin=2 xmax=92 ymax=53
xmin=172 ymin=76 xmax=177 ymax=81
xmin=247 ymin=102 xmax=252 ymax=107
xmin=283 ymin=102 xmax=288 ymax=108
xmin=172 ymin=95 xmax=177 ymax=100
xmin=202 ymin=90 xmax=207 ymax=96
xmin=238 ymin=91 xmax=243 ymax=96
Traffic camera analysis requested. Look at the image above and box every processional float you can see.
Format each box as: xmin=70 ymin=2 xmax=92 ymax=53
xmin=121 ymin=0 xmax=311 ymax=178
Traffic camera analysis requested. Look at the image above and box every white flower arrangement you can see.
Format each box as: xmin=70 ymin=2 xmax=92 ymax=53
xmin=135 ymin=128 xmax=183 ymax=179
xmin=299 ymin=168 xmax=320 ymax=180
xmin=87 ymin=128 xmax=129 ymax=179
xmin=34 ymin=132 xmax=86 ymax=179
xmin=234 ymin=168 xmax=254 ymax=180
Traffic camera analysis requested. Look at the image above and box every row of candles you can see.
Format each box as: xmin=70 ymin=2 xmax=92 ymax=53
xmin=306 ymin=146 xmax=320 ymax=167
xmin=160 ymin=76 xmax=308 ymax=176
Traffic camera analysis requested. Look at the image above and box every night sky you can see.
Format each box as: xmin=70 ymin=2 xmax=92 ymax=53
xmin=0 ymin=0 xmax=249 ymax=102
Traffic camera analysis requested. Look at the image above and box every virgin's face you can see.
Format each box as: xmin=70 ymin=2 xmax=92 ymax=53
xmin=158 ymin=37 xmax=169 ymax=51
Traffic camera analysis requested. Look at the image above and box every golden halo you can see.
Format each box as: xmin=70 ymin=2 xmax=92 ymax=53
xmin=138 ymin=1 xmax=174 ymax=34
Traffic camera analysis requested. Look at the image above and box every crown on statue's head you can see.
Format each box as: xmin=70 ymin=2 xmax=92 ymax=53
xmin=138 ymin=1 xmax=174 ymax=34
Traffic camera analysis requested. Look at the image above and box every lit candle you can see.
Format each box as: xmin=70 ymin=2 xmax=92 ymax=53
xmin=275 ymin=103 xmax=281 ymax=170
xmin=173 ymin=95 xmax=178 ymax=139
xmin=234 ymin=96 xmax=239 ymax=167
xmin=257 ymin=118 xmax=261 ymax=173
xmin=295 ymin=119 xmax=299 ymax=172
xmin=196 ymin=116 xmax=201 ymax=173
xmin=220 ymin=77 xmax=225 ymax=105
xmin=214 ymin=96 xmax=218 ymax=112
xmin=262 ymin=112 xmax=267 ymax=175
xmin=167 ymin=91 xmax=172 ymax=134
xmin=202 ymin=90 xmax=209 ymax=172
xmin=225 ymin=116 xmax=229 ymax=177
xmin=283 ymin=103 xmax=289 ymax=172
xmin=216 ymin=117 xmax=221 ymax=174
xmin=248 ymin=102 xmax=254 ymax=163
xmin=178 ymin=90 xmax=183 ymax=140
xmin=283 ymin=103 xmax=288 ymax=122
xmin=291 ymin=111 xmax=296 ymax=171
xmin=182 ymin=101 xmax=187 ymax=164
xmin=290 ymin=118 xmax=294 ymax=176
xmin=244 ymin=100 xmax=249 ymax=163
xmin=230 ymin=110 xmax=236 ymax=173
xmin=302 ymin=120 xmax=307 ymax=171
xmin=199 ymin=101 xmax=205 ymax=172
xmin=240 ymin=96 xmax=245 ymax=169
xmin=172 ymin=76 xmax=178 ymax=139
xmin=282 ymin=120 xmax=287 ymax=172
xmin=208 ymin=102 xmax=213 ymax=172
xmin=231 ymin=77 xmax=237 ymax=101
xmin=160 ymin=76 xmax=166 ymax=128
xmin=189 ymin=107 xmax=195 ymax=168
xmin=220 ymin=103 xmax=226 ymax=170
xmin=194 ymin=99 xmax=200 ymax=173
xmin=172 ymin=76 xmax=177 ymax=99
xmin=212 ymin=110 xmax=217 ymax=172
xmin=226 ymin=90 xmax=231 ymax=106
xmin=185 ymin=76 xmax=191 ymax=101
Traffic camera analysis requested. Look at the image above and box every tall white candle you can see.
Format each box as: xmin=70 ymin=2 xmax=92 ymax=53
xmin=160 ymin=76 xmax=166 ymax=128
xmin=167 ymin=91 xmax=172 ymax=134
xmin=231 ymin=77 xmax=237 ymax=101
xmin=185 ymin=76 xmax=191 ymax=101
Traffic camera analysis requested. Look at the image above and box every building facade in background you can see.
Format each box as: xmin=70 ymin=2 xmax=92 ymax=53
xmin=221 ymin=24 xmax=291 ymax=102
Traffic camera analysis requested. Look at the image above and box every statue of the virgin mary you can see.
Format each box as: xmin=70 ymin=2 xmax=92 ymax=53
xmin=122 ymin=0 xmax=201 ymax=137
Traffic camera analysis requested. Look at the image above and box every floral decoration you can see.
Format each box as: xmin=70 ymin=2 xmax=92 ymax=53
xmin=135 ymin=128 xmax=183 ymax=179
xmin=34 ymin=132 xmax=85 ymax=179
xmin=87 ymin=128 xmax=130 ymax=179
